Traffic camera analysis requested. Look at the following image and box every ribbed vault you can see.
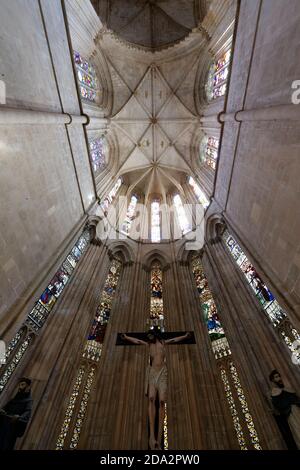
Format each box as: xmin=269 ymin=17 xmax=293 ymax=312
xmin=111 ymin=63 xmax=200 ymax=204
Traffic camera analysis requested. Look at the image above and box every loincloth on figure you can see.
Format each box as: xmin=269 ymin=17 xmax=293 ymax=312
xmin=145 ymin=365 xmax=168 ymax=396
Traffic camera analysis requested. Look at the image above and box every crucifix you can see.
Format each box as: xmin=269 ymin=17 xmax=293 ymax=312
xmin=116 ymin=326 xmax=195 ymax=450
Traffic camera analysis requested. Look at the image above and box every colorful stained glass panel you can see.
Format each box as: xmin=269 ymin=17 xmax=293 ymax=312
xmin=73 ymin=51 xmax=98 ymax=103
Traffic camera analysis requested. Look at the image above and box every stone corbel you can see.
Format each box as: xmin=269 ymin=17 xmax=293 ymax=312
xmin=142 ymin=264 xmax=151 ymax=273
xmin=66 ymin=114 xmax=89 ymax=126
xmin=123 ymin=260 xmax=134 ymax=268
xmin=196 ymin=24 xmax=211 ymax=42
xmin=162 ymin=263 xmax=171 ymax=273
xmin=179 ymin=260 xmax=189 ymax=267
xmin=85 ymin=117 xmax=110 ymax=132
xmin=94 ymin=26 xmax=110 ymax=46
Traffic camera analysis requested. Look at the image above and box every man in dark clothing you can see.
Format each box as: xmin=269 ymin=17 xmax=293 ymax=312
xmin=269 ymin=369 xmax=300 ymax=449
xmin=0 ymin=377 xmax=33 ymax=450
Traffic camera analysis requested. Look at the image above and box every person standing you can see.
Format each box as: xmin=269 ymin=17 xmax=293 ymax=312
xmin=0 ymin=377 xmax=33 ymax=450
xmin=269 ymin=370 xmax=300 ymax=449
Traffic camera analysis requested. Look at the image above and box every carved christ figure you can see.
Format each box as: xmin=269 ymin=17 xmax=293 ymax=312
xmin=121 ymin=328 xmax=190 ymax=450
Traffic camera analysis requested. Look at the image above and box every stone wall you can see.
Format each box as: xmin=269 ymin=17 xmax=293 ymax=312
xmin=211 ymin=0 xmax=300 ymax=320
xmin=0 ymin=0 xmax=96 ymax=330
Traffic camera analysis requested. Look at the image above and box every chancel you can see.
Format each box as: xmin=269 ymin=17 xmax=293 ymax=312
xmin=0 ymin=0 xmax=300 ymax=452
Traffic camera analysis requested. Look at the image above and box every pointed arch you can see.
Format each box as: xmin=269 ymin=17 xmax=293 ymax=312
xmin=205 ymin=213 xmax=226 ymax=243
xmin=86 ymin=215 xmax=102 ymax=242
xmin=142 ymin=249 xmax=170 ymax=271
xmin=106 ymin=240 xmax=135 ymax=264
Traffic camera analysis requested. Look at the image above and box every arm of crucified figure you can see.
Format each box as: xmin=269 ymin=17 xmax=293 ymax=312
xmin=164 ymin=332 xmax=191 ymax=344
xmin=121 ymin=334 xmax=148 ymax=346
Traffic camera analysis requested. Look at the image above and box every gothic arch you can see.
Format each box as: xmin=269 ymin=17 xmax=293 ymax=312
xmin=105 ymin=127 xmax=119 ymax=173
xmin=91 ymin=47 xmax=113 ymax=115
xmin=86 ymin=216 xmax=102 ymax=242
xmin=194 ymin=49 xmax=214 ymax=113
xmin=190 ymin=127 xmax=206 ymax=172
xmin=142 ymin=250 xmax=171 ymax=271
xmin=107 ymin=240 xmax=135 ymax=264
xmin=205 ymin=213 xmax=226 ymax=243
xmin=176 ymin=240 xmax=203 ymax=264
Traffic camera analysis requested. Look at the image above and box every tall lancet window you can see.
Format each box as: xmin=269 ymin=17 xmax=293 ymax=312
xmin=100 ymin=177 xmax=122 ymax=213
xmin=205 ymin=48 xmax=231 ymax=101
xmin=148 ymin=261 xmax=168 ymax=449
xmin=149 ymin=262 xmax=164 ymax=331
xmin=56 ymin=259 xmax=122 ymax=450
xmin=89 ymin=135 xmax=108 ymax=174
xmin=223 ymin=230 xmax=300 ymax=363
xmin=121 ymin=195 xmax=138 ymax=235
xmin=151 ymin=200 xmax=161 ymax=242
xmin=200 ymin=136 xmax=220 ymax=170
xmin=73 ymin=51 xmax=99 ymax=103
xmin=0 ymin=229 xmax=90 ymax=395
xmin=188 ymin=176 xmax=210 ymax=209
xmin=173 ymin=194 xmax=191 ymax=235
xmin=192 ymin=257 xmax=261 ymax=450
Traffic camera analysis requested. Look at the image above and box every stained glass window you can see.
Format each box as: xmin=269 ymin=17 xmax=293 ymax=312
xmin=0 ymin=229 xmax=90 ymax=395
xmin=223 ymin=231 xmax=287 ymax=325
xmin=121 ymin=195 xmax=138 ymax=235
xmin=200 ymin=136 xmax=220 ymax=170
xmin=69 ymin=366 xmax=96 ymax=449
xmin=164 ymin=403 xmax=168 ymax=450
xmin=205 ymin=49 xmax=231 ymax=101
xmin=188 ymin=176 xmax=209 ymax=209
xmin=89 ymin=136 xmax=108 ymax=174
xmin=149 ymin=262 xmax=164 ymax=330
xmin=4 ymin=327 xmax=26 ymax=364
xmin=151 ymin=200 xmax=161 ymax=243
xmin=220 ymin=366 xmax=247 ymax=450
xmin=192 ymin=258 xmax=228 ymax=353
xmin=83 ymin=259 xmax=122 ymax=361
xmin=56 ymin=258 xmax=122 ymax=450
xmin=100 ymin=177 xmax=122 ymax=213
xmin=0 ymin=334 xmax=34 ymax=394
xmin=56 ymin=366 xmax=85 ymax=450
xmin=73 ymin=51 xmax=99 ymax=103
xmin=191 ymin=257 xmax=261 ymax=449
xmin=229 ymin=362 xmax=261 ymax=449
xmin=223 ymin=230 xmax=300 ymax=362
xmin=26 ymin=230 xmax=90 ymax=332
xmin=173 ymin=194 xmax=191 ymax=235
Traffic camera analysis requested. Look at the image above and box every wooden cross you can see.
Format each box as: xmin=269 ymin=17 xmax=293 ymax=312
xmin=116 ymin=328 xmax=195 ymax=450
xmin=116 ymin=330 xmax=195 ymax=346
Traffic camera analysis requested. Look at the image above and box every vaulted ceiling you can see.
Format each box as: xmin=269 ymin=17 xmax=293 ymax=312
xmin=111 ymin=63 xmax=199 ymax=203
xmin=92 ymin=0 xmax=210 ymax=204
xmin=91 ymin=0 xmax=205 ymax=51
